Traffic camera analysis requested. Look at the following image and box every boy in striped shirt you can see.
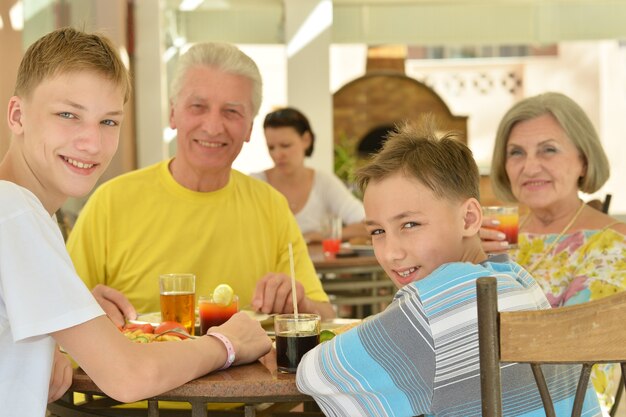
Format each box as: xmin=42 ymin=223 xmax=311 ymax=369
xmin=296 ymin=120 xmax=601 ymax=417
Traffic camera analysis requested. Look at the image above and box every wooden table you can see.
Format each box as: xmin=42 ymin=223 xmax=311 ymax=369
xmin=48 ymin=350 xmax=316 ymax=417
xmin=308 ymin=244 xmax=395 ymax=318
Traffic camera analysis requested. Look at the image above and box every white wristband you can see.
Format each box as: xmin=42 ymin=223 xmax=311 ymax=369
xmin=208 ymin=332 xmax=236 ymax=370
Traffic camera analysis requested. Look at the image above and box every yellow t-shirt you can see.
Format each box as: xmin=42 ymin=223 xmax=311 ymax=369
xmin=67 ymin=160 xmax=328 ymax=314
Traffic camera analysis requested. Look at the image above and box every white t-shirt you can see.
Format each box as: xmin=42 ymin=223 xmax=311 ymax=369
xmin=0 ymin=181 xmax=104 ymax=417
xmin=250 ymin=170 xmax=364 ymax=234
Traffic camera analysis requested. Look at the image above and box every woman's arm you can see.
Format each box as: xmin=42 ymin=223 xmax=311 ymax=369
xmin=48 ymin=348 xmax=73 ymax=403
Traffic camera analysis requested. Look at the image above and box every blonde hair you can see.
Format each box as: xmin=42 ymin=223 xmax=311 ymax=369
xmin=491 ymin=92 xmax=609 ymax=202
xmin=169 ymin=42 xmax=262 ymax=116
xmin=356 ymin=117 xmax=479 ymax=202
xmin=15 ymin=27 xmax=131 ymax=103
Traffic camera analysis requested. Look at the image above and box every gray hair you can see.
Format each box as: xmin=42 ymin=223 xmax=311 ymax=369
xmin=169 ymin=42 xmax=263 ymax=116
xmin=491 ymin=92 xmax=609 ymax=202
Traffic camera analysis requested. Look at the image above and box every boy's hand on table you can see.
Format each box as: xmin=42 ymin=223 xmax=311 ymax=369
xmin=48 ymin=348 xmax=72 ymax=403
xmin=210 ymin=312 xmax=272 ymax=366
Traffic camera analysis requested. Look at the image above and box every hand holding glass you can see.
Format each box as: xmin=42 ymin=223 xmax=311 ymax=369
xmin=482 ymin=206 xmax=519 ymax=246
xmin=159 ymin=273 xmax=196 ymax=335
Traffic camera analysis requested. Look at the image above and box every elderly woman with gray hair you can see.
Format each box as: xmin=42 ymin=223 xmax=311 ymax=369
xmin=481 ymin=91 xmax=626 ymax=412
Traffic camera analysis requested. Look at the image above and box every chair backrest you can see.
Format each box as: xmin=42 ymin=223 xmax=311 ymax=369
xmin=476 ymin=276 xmax=626 ymax=417
xmin=586 ymin=193 xmax=612 ymax=214
xmin=603 ymin=193 xmax=613 ymax=214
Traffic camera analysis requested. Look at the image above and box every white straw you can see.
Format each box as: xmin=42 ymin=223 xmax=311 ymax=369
xmin=288 ymin=242 xmax=299 ymax=316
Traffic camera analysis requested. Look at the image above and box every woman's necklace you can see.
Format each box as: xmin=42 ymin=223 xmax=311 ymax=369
xmin=523 ymin=201 xmax=586 ymax=273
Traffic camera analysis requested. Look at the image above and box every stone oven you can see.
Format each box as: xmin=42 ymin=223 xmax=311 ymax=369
xmin=333 ymin=48 xmax=468 ymax=159
xmin=332 ymin=47 xmax=502 ymax=205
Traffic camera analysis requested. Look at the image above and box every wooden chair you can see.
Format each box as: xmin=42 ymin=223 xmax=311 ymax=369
xmin=586 ymin=193 xmax=612 ymax=214
xmin=476 ymin=276 xmax=626 ymax=417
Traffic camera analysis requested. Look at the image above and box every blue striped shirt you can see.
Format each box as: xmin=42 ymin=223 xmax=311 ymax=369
xmin=296 ymin=258 xmax=601 ymax=417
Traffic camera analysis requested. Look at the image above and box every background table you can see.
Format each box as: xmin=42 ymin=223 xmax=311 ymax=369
xmin=48 ymin=350 xmax=318 ymax=417
xmin=308 ymin=244 xmax=395 ymax=318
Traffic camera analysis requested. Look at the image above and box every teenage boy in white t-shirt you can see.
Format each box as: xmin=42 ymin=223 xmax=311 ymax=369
xmin=0 ymin=27 xmax=271 ymax=417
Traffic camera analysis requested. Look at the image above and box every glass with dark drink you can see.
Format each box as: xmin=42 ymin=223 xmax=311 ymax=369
xmin=274 ymin=313 xmax=320 ymax=373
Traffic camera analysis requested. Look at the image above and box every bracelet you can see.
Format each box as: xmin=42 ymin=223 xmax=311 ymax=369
xmin=207 ymin=332 xmax=236 ymax=370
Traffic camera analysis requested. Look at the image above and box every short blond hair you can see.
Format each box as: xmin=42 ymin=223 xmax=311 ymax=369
xmin=356 ymin=117 xmax=479 ymax=202
xmin=491 ymin=92 xmax=609 ymax=202
xmin=15 ymin=27 xmax=131 ymax=103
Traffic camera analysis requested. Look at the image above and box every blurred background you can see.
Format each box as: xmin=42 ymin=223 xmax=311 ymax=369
xmin=2 ymin=0 xmax=626 ymax=219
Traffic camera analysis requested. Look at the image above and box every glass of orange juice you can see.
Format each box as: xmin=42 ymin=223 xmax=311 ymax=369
xmin=159 ymin=273 xmax=196 ymax=335
xmin=482 ymin=206 xmax=519 ymax=246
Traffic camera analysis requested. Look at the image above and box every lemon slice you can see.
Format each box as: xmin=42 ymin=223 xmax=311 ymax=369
xmin=212 ymin=284 xmax=234 ymax=306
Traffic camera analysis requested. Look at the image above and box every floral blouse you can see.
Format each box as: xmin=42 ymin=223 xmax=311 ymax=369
xmin=512 ymin=227 xmax=626 ymax=307
xmin=511 ymin=226 xmax=626 ymax=411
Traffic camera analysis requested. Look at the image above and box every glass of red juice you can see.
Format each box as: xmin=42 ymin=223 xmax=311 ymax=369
xmin=274 ymin=313 xmax=320 ymax=373
xmin=483 ymin=206 xmax=519 ymax=246
xmin=322 ymin=215 xmax=343 ymax=257
xmin=198 ymin=295 xmax=239 ymax=335
xmin=322 ymin=238 xmax=341 ymax=256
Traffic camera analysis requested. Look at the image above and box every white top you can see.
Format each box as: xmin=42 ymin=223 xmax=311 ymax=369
xmin=250 ymin=170 xmax=365 ymax=234
xmin=0 ymin=181 xmax=104 ymax=417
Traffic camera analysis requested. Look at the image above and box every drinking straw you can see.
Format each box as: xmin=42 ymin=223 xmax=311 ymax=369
xmin=288 ymin=242 xmax=299 ymax=316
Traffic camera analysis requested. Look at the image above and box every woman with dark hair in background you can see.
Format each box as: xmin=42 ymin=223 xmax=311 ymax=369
xmin=252 ymin=107 xmax=368 ymax=243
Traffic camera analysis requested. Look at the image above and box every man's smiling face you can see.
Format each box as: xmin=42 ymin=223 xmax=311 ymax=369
xmin=169 ymin=65 xmax=254 ymax=183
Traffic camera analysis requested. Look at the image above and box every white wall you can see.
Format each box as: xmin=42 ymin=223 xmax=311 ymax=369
xmin=232 ymin=45 xmax=286 ymax=175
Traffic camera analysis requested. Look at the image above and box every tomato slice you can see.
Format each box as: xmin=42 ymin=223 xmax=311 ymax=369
xmin=154 ymin=321 xmax=189 ymax=338
xmin=122 ymin=322 xmax=155 ymax=334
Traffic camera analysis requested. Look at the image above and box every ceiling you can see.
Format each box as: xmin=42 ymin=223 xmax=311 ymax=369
xmin=163 ymin=0 xmax=626 ymax=45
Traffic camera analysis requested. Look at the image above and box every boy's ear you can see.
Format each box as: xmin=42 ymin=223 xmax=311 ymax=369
xmin=7 ymin=96 xmax=25 ymax=136
xmin=462 ymin=198 xmax=483 ymax=237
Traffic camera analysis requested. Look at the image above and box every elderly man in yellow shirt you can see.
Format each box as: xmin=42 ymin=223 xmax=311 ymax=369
xmin=67 ymin=42 xmax=335 ymax=327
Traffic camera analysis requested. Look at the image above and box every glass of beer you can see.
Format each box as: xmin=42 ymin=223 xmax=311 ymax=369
xmin=482 ymin=206 xmax=519 ymax=246
xmin=159 ymin=273 xmax=196 ymax=335
xmin=198 ymin=294 xmax=239 ymax=335
xmin=274 ymin=314 xmax=320 ymax=373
